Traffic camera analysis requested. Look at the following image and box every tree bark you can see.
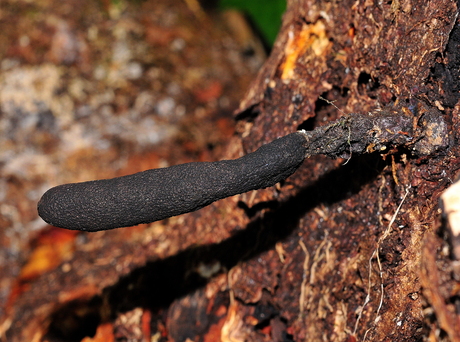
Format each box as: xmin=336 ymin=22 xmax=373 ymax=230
xmin=3 ymin=0 xmax=460 ymax=341
xmin=224 ymin=0 xmax=460 ymax=341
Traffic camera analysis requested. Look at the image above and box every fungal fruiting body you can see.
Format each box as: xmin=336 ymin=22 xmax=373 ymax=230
xmin=38 ymin=105 xmax=445 ymax=232
xmin=38 ymin=132 xmax=308 ymax=231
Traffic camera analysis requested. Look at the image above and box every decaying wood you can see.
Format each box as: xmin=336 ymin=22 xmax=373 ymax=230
xmin=2 ymin=0 xmax=460 ymax=341
xmin=229 ymin=0 xmax=460 ymax=340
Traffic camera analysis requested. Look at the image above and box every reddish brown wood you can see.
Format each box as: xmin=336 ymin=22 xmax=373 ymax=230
xmin=2 ymin=0 xmax=460 ymax=341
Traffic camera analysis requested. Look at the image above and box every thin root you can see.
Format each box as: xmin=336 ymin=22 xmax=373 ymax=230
xmin=354 ymin=186 xmax=410 ymax=341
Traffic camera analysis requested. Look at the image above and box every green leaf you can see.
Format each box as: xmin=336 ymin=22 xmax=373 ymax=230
xmin=219 ymin=0 xmax=286 ymax=46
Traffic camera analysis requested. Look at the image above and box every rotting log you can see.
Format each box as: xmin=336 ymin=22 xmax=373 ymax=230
xmin=185 ymin=0 xmax=460 ymax=340
xmin=225 ymin=0 xmax=460 ymax=341
xmin=4 ymin=0 xmax=460 ymax=341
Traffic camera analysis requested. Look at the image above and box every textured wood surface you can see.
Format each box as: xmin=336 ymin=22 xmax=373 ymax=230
xmin=2 ymin=0 xmax=460 ymax=341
